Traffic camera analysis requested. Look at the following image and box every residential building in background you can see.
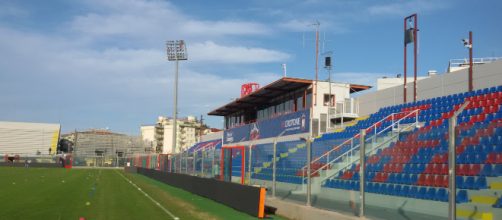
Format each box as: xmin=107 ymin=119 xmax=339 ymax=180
xmin=140 ymin=125 xmax=156 ymax=152
xmin=154 ymin=116 xmax=208 ymax=154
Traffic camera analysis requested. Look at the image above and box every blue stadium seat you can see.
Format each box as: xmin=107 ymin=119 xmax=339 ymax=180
xmin=495 ymin=165 xmax=502 ymax=176
xmin=464 ymin=176 xmax=475 ymax=189
xmin=456 ymin=176 xmax=465 ymax=189
xmin=494 ymin=196 xmax=502 ymax=208
xmin=475 ymin=176 xmax=488 ymax=189
xmin=387 ymin=184 xmax=395 ymax=195
xmin=418 ymin=187 xmax=427 ymax=199
xmin=402 ymin=185 xmax=410 ymax=197
xmin=457 ymin=190 xmax=469 ymax=203
xmin=410 ymin=174 xmax=418 ymax=185
xmin=436 ymin=188 xmax=448 ymax=202
xmin=426 ymin=188 xmax=436 ymax=200
xmin=480 ymin=164 xmax=494 ymax=177
xmin=366 ymin=182 xmax=374 ymax=192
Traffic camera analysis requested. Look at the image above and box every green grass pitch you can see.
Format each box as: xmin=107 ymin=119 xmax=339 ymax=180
xmin=0 ymin=167 xmax=285 ymax=220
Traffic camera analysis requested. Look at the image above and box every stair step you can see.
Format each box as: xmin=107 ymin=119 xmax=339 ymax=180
xmin=456 ymin=209 xmax=493 ymax=220
xmin=490 ymin=182 xmax=502 ymax=190
xmin=471 ymin=195 xmax=499 ymax=205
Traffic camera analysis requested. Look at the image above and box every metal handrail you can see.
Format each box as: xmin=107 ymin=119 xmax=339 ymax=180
xmin=302 ymin=109 xmax=419 ymax=171
xmin=320 ymin=121 xmax=419 ymax=183
xmin=301 ymin=109 xmax=420 ymax=182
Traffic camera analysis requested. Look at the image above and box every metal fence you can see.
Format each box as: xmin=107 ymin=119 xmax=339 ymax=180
xmin=123 ymin=105 xmax=499 ymax=220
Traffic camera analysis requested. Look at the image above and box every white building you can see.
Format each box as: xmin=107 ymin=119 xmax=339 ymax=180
xmin=154 ymin=116 xmax=205 ymax=154
xmin=208 ymin=77 xmax=371 ymax=146
xmin=140 ymin=125 xmax=156 ymax=152
xmin=357 ymin=59 xmax=502 ymax=116
xmin=0 ymin=121 xmax=61 ymax=156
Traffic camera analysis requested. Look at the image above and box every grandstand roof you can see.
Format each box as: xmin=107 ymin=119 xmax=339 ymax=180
xmin=208 ymin=77 xmax=371 ymax=116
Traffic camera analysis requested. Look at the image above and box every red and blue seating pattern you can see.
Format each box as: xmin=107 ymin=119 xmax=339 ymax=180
xmin=324 ymin=85 xmax=502 ymax=204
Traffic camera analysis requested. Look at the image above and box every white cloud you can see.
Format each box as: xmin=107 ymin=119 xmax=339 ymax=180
xmin=183 ymin=20 xmax=271 ymax=36
xmin=71 ymin=0 xmax=271 ymax=40
xmin=190 ymin=41 xmax=290 ymax=63
xmin=278 ymin=19 xmax=314 ymax=32
xmin=368 ymin=0 xmax=448 ymax=16
xmin=0 ymin=22 xmax=285 ymax=132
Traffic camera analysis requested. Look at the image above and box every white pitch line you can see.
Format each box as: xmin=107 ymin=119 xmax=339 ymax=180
xmin=115 ymin=171 xmax=179 ymax=220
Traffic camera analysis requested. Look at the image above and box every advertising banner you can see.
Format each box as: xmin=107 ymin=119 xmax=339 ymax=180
xmin=223 ymin=109 xmax=310 ymax=144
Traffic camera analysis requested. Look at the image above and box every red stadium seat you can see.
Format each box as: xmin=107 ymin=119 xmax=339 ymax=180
xmin=425 ymin=175 xmax=434 ymax=186
xmin=486 ymin=153 xmax=497 ymax=164
xmin=418 ymin=174 xmax=426 ymax=185
xmin=432 ymin=164 xmax=441 ymax=175
xmin=433 ymin=175 xmax=442 ymax=187
xmin=375 ymin=172 xmax=382 ymax=182
xmin=424 ymin=164 xmax=433 ymax=174
xmin=382 ymin=172 xmax=389 ymax=182
xmin=470 ymin=164 xmax=481 ymax=176
xmin=441 ymin=164 xmax=449 ymax=175
xmin=497 ymin=153 xmax=502 ymax=164
xmin=394 ymin=163 xmax=403 ymax=173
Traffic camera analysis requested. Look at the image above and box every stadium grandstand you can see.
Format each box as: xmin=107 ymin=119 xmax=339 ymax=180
xmin=125 ymin=58 xmax=502 ymax=220
xmin=0 ymin=121 xmax=60 ymax=156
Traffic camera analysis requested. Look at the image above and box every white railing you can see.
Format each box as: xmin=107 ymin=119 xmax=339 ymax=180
xmin=320 ymin=120 xmax=420 ymax=184
xmin=300 ymin=109 xmax=420 ymax=184
xmin=449 ymin=57 xmax=502 ymax=67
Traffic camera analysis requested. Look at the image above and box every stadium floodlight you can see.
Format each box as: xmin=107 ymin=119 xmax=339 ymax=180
xmin=461 ymin=32 xmax=473 ymax=92
xmin=166 ymin=40 xmax=188 ymax=154
xmin=166 ymin=40 xmax=188 ymax=61
xmin=323 ymin=51 xmax=334 ymax=128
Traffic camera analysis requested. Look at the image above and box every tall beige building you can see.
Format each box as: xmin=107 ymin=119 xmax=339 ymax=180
xmin=154 ymin=116 xmax=205 ymax=154
xmin=140 ymin=125 xmax=156 ymax=152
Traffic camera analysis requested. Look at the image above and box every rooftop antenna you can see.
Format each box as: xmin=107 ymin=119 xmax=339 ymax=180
xmin=282 ymin=64 xmax=287 ymax=77
xmin=301 ymin=20 xmax=321 ymax=107
xmin=311 ymin=21 xmax=320 ymax=107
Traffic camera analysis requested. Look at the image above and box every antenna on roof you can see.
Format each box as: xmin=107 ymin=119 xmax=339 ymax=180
xmin=282 ymin=64 xmax=287 ymax=77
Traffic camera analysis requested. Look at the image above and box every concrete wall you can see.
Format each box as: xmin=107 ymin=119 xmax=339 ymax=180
xmin=357 ymin=60 xmax=502 ymax=116
xmin=377 ymin=76 xmax=429 ymax=91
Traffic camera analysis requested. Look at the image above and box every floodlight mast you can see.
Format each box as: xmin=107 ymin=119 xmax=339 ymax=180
xmin=403 ymin=14 xmax=418 ymax=103
xmin=463 ymin=31 xmax=473 ymax=92
xmin=166 ymin=40 xmax=188 ymax=154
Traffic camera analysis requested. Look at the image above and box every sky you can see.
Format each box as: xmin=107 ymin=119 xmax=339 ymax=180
xmin=1 ymin=0 xmax=501 ymax=135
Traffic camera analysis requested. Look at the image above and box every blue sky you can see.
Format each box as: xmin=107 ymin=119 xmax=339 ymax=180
xmin=1 ymin=0 xmax=501 ymax=135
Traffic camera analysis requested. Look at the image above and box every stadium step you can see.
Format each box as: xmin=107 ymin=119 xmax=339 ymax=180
xmin=456 ymin=208 xmax=493 ymax=220
xmin=471 ymin=195 xmax=499 ymax=205
xmin=489 ymin=182 xmax=502 ymax=190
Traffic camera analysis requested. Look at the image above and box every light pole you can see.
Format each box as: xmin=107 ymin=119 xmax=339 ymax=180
xmin=323 ymin=51 xmax=333 ymax=129
xmin=166 ymin=40 xmax=188 ymax=154
xmin=462 ymin=32 xmax=473 ymax=92
xmin=404 ymin=14 xmax=418 ymax=103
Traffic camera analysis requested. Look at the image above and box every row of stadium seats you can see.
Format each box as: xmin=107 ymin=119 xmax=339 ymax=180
xmin=324 ymin=179 xmax=469 ymax=203
xmin=249 ymin=86 xmax=502 ymax=195
xmin=320 ymin=85 xmax=502 ymax=202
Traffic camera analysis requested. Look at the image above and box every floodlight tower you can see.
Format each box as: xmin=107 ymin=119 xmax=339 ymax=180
xmin=166 ymin=40 xmax=188 ymax=154
xmin=323 ymin=51 xmax=333 ymax=128
xmin=404 ymin=14 xmax=418 ymax=103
